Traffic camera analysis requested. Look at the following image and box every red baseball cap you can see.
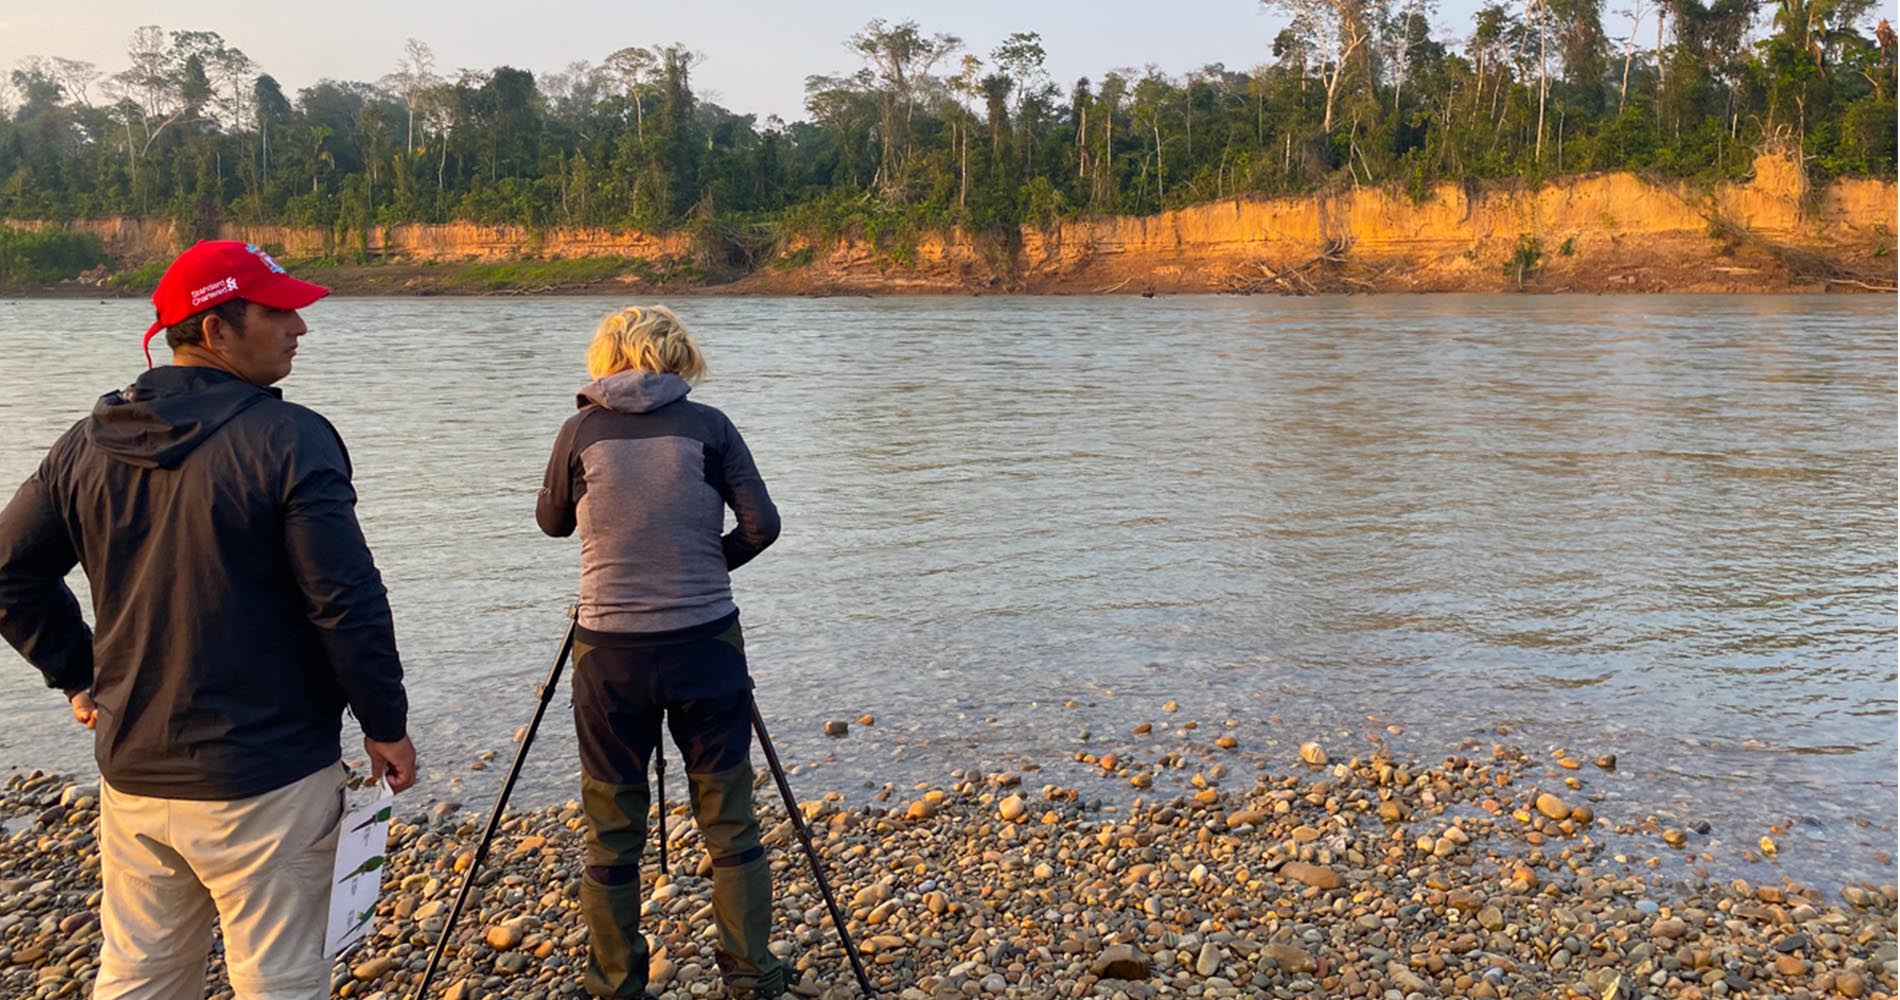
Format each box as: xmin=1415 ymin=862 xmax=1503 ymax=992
xmin=142 ymin=241 xmax=330 ymax=367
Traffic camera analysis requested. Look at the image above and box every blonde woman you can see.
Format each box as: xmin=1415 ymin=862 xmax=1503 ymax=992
xmin=537 ymin=305 xmax=785 ymax=999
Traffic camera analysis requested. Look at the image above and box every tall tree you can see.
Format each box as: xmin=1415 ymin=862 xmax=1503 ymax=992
xmin=847 ymin=19 xmax=961 ymax=198
xmin=1263 ymin=0 xmax=1377 ymax=133
xmin=603 ymin=46 xmax=657 ymax=141
xmin=382 ymin=38 xmax=439 ymax=155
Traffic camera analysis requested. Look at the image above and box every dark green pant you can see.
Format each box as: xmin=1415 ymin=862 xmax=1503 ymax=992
xmin=572 ymin=614 xmax=786 ymax=999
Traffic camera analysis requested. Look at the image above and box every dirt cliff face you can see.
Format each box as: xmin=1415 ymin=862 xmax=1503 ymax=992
xmin=44 ymin=218 xmax=692 ymax=264
xmin=749 ymin=155 xmax=1893 ymax=294
xmin=22 ymin=156 xmax=1895 ymax=295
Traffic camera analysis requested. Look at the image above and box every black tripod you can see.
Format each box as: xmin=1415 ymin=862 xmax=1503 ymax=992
xmin=408 ymin=607 xmax=876 ymax=999
xmin=410 ymin=606 xmax=578 ymax=1000
xmin=752 ymin=700 xmax=878 ymax=998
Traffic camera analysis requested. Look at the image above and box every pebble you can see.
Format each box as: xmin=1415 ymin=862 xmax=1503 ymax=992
xmin=485 ymin=924 xmax=522 ymax=950
xmin=0 ymin=741 xmax=1884 ymax=1000
xmin=1266 ymin=942 xmax=1314 ymax=973
xmin=1279 ymin=861 xmax=1343 ymax=890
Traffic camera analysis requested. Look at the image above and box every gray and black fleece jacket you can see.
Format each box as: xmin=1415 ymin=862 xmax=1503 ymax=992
xmin=0 ymin=366 xmax=407 ymax=801
xmin=537 ymin=372 xmax=780 ymax=634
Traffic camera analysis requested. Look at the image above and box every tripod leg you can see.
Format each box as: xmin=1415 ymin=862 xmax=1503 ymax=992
xmin=750 ymin=702 xmax=878 ymax=999
xmin=409 ymin=607 xmax=578 ymax=1000
xmin=655 ymin=741 xmax=670 ymax=877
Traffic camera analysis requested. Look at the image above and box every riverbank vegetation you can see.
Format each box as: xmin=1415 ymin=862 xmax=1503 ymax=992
xmin=0 ymin=227 xmax=108 ymax=286
xmin=1 ymin=6 xmax=1893 ymax=258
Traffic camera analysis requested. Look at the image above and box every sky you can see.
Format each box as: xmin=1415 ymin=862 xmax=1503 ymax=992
xmin=3 ymin=0 xmax=1897 ymax=123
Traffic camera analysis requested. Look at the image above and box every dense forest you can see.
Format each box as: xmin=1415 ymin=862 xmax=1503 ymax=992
xmin=1 ymin=2 xmax=1894 ymax=247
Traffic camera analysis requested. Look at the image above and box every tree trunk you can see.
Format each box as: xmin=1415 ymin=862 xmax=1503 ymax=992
xmin=1618 ymin=2 xmax=1643 ymax=113
xmin=959 ymin=117 xmax=969 ymax=208
xmin=1078 ymin=105 xmax=1088 ymax=179
xmin=1474 ymin=52 xmax=1485 ymax=114
xmin=1153 ymin=120 xmax=1164 ymax=203
xmin=1323 ymin=67 xmax=1340 ymax=134
xmin=1655 ymin=8 xmax=1666 ymax=111
xmin=1619 ymin=48 xmax=1635 ymax=112
xmin=1535 ymin=0 xmax=1549 ymax=163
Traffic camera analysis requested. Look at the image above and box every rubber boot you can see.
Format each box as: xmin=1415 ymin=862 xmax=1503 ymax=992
xmin=689 ymin=760 xmax=786 ymax=999
xmin=580 ymin=775 xmax=653 ymax=998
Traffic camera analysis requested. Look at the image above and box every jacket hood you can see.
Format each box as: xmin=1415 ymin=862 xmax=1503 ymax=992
xmin=87 ymin=366 xmax=276 ymax=469
xmin=579 ymin=371 xmax=691 ymax=415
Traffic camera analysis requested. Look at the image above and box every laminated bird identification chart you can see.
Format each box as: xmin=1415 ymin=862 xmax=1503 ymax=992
xmin=326 ymin=787 xmax=397 ymax=959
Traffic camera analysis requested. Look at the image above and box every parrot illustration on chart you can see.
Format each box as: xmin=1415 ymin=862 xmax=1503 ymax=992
xmin=339 ymin=855 xmax=386 ymax=881
xmin=348 ymin=805 xmax=394 ymax=834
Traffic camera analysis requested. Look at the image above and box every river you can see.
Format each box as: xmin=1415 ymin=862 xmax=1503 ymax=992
xmin=1 ymin=294 xmax=1893 ymax=889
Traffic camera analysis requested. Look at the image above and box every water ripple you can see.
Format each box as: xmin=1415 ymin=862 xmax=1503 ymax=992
xmin=0 ymin=293 xmax=1891 ymax=885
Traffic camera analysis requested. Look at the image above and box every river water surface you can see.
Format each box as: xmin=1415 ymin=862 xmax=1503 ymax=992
xmin=1 ymin=294 xmax=1893 ymax=888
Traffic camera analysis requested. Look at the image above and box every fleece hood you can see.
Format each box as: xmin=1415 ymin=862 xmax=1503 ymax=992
xmin=579 ymin=370 xmax=691 ymax=415
xmin=86 ymin=366 xmax=276 ymax=470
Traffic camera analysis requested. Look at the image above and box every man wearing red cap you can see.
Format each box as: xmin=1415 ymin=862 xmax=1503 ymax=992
xmin=0 ymin=241 xmax=416 ymax=999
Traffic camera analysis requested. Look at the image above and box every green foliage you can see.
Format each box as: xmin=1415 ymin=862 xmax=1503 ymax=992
xmin=107 ymin=259 xmax=169 ymax=292
xmin=0 ymin=226 xmax=109 ymax=286
xmin=1505 ymin=234 xmax=1543 ymax=288
xmin=1866 ymin=223 xmax=1892 ymax=257
xmin=1020 ymin=176 xmax=1069 ymax=229
xmin=0 ymin=13 xmax=1890 ymax=278
xmin=771 ymin=246 xmax=817 ymax=269
xmin=439 ymin=257 xmax=638 ymax=291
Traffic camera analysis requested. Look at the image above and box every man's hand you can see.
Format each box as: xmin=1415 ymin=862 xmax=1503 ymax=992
xmin=68 ymin=691 xmax=97 ymax=730
xmin=364 ymin=735 xmax=417 ymax=793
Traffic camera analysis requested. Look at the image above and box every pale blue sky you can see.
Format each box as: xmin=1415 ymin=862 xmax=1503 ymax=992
xmin=3 ymin=0 xmax=1894 ymax=122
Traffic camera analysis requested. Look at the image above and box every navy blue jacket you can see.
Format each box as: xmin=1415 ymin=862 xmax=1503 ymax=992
xmin=0 ymin=366 xmax=407 ymax=799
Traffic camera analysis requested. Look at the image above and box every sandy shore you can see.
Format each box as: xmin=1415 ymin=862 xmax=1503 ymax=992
xmin=2 ymin=727 xmax=1894 ymax=1000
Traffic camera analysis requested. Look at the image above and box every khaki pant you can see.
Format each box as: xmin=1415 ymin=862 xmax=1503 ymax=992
xmin=93 ymin=763 xmax=346 ymax=1000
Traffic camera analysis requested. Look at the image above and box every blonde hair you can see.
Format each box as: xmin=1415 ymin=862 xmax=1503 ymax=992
xmin=586 ymin=304 xmax=708 ymax=382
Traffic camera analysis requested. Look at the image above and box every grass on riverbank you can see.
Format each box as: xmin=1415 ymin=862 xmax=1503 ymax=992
xmin=437 ymin=257 xmax=640 ymax=291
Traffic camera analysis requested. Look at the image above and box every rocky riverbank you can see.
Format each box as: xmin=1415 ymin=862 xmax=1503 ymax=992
xmin=2 ymin=729 xmax=1894 ymax=1000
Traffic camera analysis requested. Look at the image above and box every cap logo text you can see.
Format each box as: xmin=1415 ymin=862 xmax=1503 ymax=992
xmin=189 ymin=276 xmax=240 ymax=307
